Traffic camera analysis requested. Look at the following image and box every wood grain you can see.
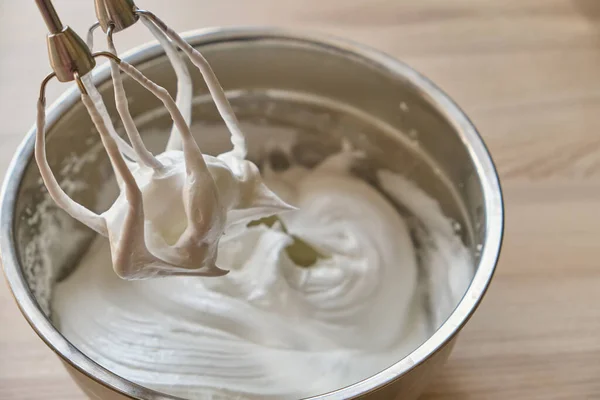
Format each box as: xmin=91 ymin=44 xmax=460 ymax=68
xmin=1 ymin=1 xmax=600 ymax=399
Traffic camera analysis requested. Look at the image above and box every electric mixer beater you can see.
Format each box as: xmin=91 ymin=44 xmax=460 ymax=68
xmin=87 ymin=0 xmax=247 ymax=153
xmin=33 ymin=0 xmax=295 ymax=280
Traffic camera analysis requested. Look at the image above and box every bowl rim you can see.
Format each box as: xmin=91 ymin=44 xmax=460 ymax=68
xmin=1 ymin=26 xmax=504 ymax=400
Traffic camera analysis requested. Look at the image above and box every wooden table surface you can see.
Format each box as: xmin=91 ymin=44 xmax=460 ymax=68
xmin=1 ymin=1 xmax=600 ymax=399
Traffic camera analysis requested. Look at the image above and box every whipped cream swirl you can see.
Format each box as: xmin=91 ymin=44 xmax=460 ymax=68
xmin=53 ymin=145 xmax=473 ymax=399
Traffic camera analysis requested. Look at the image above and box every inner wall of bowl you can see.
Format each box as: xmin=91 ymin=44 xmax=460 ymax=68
xmin=14 ymin=37 xmax=483 ymax=317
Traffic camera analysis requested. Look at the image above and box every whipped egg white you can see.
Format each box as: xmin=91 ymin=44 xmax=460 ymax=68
xmin=52 ymin=144 xmax=473 ymax=399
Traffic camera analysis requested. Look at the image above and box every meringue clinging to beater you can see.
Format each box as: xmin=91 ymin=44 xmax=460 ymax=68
xmin=35 ymin=7 xmax=293 ymax=280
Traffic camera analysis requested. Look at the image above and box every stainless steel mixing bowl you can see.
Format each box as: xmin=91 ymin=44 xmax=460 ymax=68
xmin=1 ymin=28 xmax=503 ymax=400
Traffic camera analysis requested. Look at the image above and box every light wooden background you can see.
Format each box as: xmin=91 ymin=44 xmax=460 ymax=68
xmin=1 ymin=0 xmax=600 ymax=399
